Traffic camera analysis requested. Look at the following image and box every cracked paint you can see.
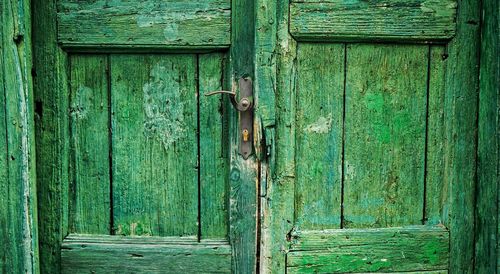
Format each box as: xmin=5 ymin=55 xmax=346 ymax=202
xmin=304 ymin=115 xmax=333 ymax=134
xmin=143 ymin=63 xmax=185 ymax=150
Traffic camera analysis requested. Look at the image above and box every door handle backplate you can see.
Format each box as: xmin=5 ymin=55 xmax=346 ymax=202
xmin=205 ymin=78 xmax=253 ymax=159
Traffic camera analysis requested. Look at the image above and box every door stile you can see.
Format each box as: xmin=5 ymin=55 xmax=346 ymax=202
xmin=257 ymin=0 xmax=297 ymax=272
xmin=444 ymin=0 xmax=481 ymax=271
xmin=32 ymin=0 xmax=70 ymax=273
xmin=228 ymin=0 xmax=259 ymax=273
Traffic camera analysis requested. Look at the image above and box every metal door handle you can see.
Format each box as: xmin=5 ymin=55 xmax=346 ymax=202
xmin=204 ymin=90 xmax=252 ymax=112
xmin=205 ymin=78 xmax=253 ymax=159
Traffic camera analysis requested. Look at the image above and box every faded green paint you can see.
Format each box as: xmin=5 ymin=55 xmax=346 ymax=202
xmin=290 ymin=0 xmax=457 ymax=42
xmin=23 ymin=0 xmax=494 ymax=273
xmin=295 ymin=43 xmax=344 ymax=230
xmin=199 ymin=53 xmax=229 ymax=239
xmin=288 ymin=226 xmax=449 ymax=273
xmin=258 ymin=0 xmax=483 ymax=273
xmin=1 ymin=0 xmax=39 ymax=273
xmin=111 ymin=55 xmax=198 ymax=237
xmin=57 ymin=0 xmax=231 ymax=49
xmin=61 ymin=235 xmax=231 ymax=273
xmin=69 ymin=55 xmax=110 ymax=234
xmin=344 ymin=44 xmax=428 ymax=228
xmin=475 ymin=0 xmax=499 ymax=270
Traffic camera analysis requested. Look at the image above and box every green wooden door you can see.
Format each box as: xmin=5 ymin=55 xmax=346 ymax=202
xmin=33 ymin=1 xmax=257 ymax=273
xmin=257 ymin=0 xmax=482 ymax=273
xmin=31 ymin=0 xmax=490 ymax=273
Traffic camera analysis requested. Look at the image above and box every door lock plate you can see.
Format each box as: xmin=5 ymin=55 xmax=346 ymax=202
xmin=205 ymin=77 xmax=254 ymax=159
xmin=238 ymin=78 xmax=253 ymax=159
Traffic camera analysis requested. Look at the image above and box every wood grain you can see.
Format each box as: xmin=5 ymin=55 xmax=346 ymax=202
xmin=290 ymin=0 xmax=457 ymax=42
xmin=343 ymin=44 xmax=428 ymax=228
xmin=228 ymin=0 xmax=258 ymax=272
xmin=68 ymin=55 xmax=111 ymax=234
xmin=425 ymin=46 xmax=448 ymax=226
xmin=199 ymin=53 xmax=229 ymax=239
xmin=444 ymin=0 xmax=481 ymax=271
xmin=57 ymin=0 xmax=231 ymax=49
xmin=110 ymin=55 xmax=198 ymax=237
xmin=32 ymin=0 xmax=71 ymax=272
xmin=1 ymin=0 xmax=39 ymax=272
xmin=295 ymin=43 xmax=344 ymax=230
xmin=61 ymin=235 xmax=231 ymax=273
xmin=475 ymin=0 xmax=499 ymax=270
xmin=259 ymin=0 xmax=297 ymax=272
xmin=287 ymin=226 xmax=449 ymax=273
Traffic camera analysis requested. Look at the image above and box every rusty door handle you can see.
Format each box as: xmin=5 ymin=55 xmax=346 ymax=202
xmin=204 ymin=78 xmax=254 ymax=159
xmin=204 ymin=90 xmax=252 ymax=112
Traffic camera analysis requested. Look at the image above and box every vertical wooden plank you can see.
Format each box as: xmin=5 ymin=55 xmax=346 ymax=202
xmin=425 ymin=46 xmax=448 ymax=226
xmin=32 ymin=0 xmax=70 ymax=272
xmin=343 ymin=44 xmax=428 ymax=228
xmin=295 ymin=43 xmax=344 ymax=230
xmin=111 ymin=55 xmax=198 ymax=237
xmin=259 ymin=0 xmax=296 ymax=271
xmin=444 ymin=0 xmax=480 ymax=271
xmin=199 ymin=53 xmax=228 ymax=239
xmin=68 ymin=55 xmax=110 ymax=234
xmin=1 ymin=0 xmax=39 ymax=272
xmin=0 ymin=6 xmax=10 ymax=270
xmin=475 ymin=0 xmax=499 ymax=270
xmin=229 ymin=0 xmax=258 ymax=272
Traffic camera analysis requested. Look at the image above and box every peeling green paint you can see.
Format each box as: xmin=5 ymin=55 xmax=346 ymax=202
xmin=142 ymin=63 xmax=186 ymax=151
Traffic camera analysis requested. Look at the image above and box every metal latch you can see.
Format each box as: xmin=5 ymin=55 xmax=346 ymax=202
xmin=205 ymin=78 xmax=253 ymax=159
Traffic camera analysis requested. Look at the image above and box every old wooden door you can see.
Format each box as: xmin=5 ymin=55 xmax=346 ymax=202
xmin=258 ymin=0 xmax=482 ymax=273
xmin=33 ymin=0 xmax=257 ymax=273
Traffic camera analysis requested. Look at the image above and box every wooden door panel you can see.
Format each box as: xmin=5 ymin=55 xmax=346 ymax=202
xmin=343 ymin=44 xmax=428 ymax=228
xmin=61 ymin=235 xmax=231 ymax=273
xmin=289 ymin=0 xmax=457 ymax=42
xmin=57 ymin=0 xmax=231 ymax=49
xmin=64 ymin=53 xmax=230 ymax=270
xmin=289 ymin=42 xmax=450 ymax=273
xmin=111 ymin=54 xmax=199 ymax=237
xmin=199 ymin=54 xmax=229 ymax=239
xmin=282 ymin=0 xmax=457 ymax=270
xmin=295 ymin=43 xmax=344 ymax=230
xmin=69 ymin=55 xmax=111 ymax=234
xmin=424 ymin=46 xmax=448 ymax=226
xmin=288 ymin=227 xmax=449 ymax=273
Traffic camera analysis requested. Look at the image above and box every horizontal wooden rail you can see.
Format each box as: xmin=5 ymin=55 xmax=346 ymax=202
xmin=287 ymin=226 xmax=449 ymax=273
xmin=57 ymin=0 xmax=231 ymax=49
xmin=61 ymin=234 xmax=231 ymax=273
xmin=290 ymin=0 xmax=457 ymax=42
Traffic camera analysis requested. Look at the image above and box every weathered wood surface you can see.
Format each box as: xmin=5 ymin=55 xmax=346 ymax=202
xmin=287 ymin=226 xmax=449 ymax=273
xmin=33 ymin=0 xmax=71 ymax=272
xmin=290 ymin=0 xmax=457 ymax=42
xmin=475 ymin=0 xmax=499 ymax=270
xmin=259 ymin=0 xmax=296 ymax=272
xmin=444 ymin=0 xmax=480 ymax=272
xmin=424 ymin=46 xmax=448 ymax=226
xmin=344 ymin=44 xmax=428 ymax=228
xmin=295 ymin=43 xmax=344 ymax=230
xmin=199 ymin=53 xmax=229 ymax=239
xmin=1 ymin=0 xmax=39 ymax=272
xmin=228 ymin=0 xmax=258 ymax=272
xmin=61 ymin=235 xmax=231 ymax=273
xmin=69 ymin=55 xmax=110 ymax=234
xmin=57 ymin=0 xmax=231 ymax=49
xmin=111 ymin=55 xmax=198 ymax=237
